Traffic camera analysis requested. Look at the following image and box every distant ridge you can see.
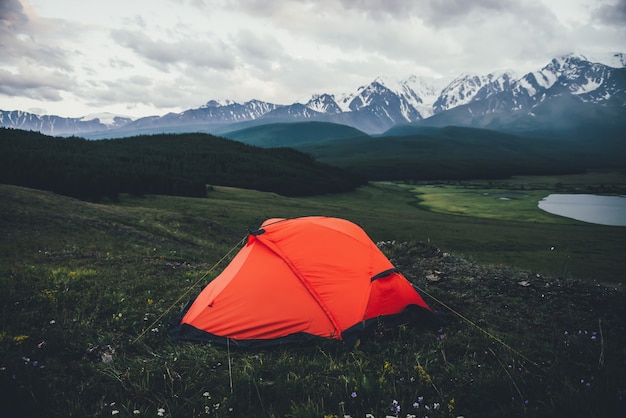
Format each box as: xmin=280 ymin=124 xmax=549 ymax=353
xmin=222 ymin=121 xmax=369 ymax=147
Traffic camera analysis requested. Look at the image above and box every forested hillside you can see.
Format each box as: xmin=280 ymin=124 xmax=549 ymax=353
xmin=301 ymin=126 xmax=626 ymax=181
xmin=0 ymin=128 xmax=364 ymax=201
xmin=223 ymin=121 xmax=369 ymax=147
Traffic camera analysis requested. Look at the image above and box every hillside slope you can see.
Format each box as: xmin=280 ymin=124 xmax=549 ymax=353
xmin=222 ymin=121 xmax=370 ymax=147
xmin=0 ymin=128 xmax=365 ymax=200
xmin=0 ymin=185 xmax=623 ymax=417
xmin=299 ymin=126 xmax=626 ymax=180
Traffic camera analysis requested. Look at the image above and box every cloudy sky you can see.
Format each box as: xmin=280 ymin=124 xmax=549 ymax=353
xmin=1 ymin=0 xmax=624 ymax=119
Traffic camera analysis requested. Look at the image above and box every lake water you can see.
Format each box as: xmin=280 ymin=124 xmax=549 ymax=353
xmin=538 ymin=194 xmax=626 ymax=226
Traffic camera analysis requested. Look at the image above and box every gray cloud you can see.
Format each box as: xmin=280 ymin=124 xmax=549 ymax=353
xmin=231 ymin=29 xmax=285 ymax=69
xmin=414 ymin=0 xmax=557 ymax=30
xmin=0 ymin=67 xmax=71 ymax=101
xmin=335 ymin=0 xmax=415 ymax=19
xmin=593 ymin=0 xmax=626 ymax=26
xmin=0 ymin=0 xmax=28 ymax=28
xmin=1 ymin=0 xmax=74 ymax=68
xmin=1 ymin=0 xmax=623 ymax=118
xmin=215 ymin=0 xmax=560 ymax=76
xmin=0 ymin=0 xmax=79 ymax=103
xmin=111 ymin=29 xmax=238 ymax=71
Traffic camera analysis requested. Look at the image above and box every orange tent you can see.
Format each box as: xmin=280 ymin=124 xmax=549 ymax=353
xmin=170 ymin=217 xmax=432 ymax=346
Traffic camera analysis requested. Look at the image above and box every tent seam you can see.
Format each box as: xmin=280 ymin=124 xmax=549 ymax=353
xmin=256 ymin=234 xmax=343 ymax=339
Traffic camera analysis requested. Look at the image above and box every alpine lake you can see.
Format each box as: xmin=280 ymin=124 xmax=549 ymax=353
xmin=538 ymin=193 xmax=626 ymax=226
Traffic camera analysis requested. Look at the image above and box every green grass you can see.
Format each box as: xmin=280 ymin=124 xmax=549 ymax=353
xmin=1 ymin=178 xmax=625 ymax=417
xmin=407 ymin=171 xmax=626 ymax=223
xmin=409 ymin=185 xmax=567 ymax=223
xmin=114 ymin=176 xmax=626 ymax=283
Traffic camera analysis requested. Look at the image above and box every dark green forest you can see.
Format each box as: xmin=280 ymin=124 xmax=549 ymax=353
xmin=300 ymin=126 xmax=626 ymax=181
xmin=4 ymin=124 xmax=625 ymax=202
xmin=220 ymin=122 xmax=626 ymax=182
xmin=0 ymin=128 xmax=365 ymax=201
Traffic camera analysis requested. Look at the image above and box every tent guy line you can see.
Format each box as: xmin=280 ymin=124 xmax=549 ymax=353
xmin=131 ymin=235 xmax=247 ymax=345
xmin=413 ymin=283 xmax=540 ymax=368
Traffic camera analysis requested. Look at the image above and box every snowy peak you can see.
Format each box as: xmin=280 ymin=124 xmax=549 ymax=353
xmin=349 ymin=80 xmax=393 ymax=111
xmin=305 ymin=94 xmax=342 ymax=114
xmin=527 ymin=53 xmax=616 ymax=97
xmin=433 ymin=73 xmax=489 ymax=112
xmin=191 ymin=99 xmax=279 ymax=122
xmin=0 ymin=109 xmax=130 ymax=136
xmin=589 ymin=52 xmax=626 ymax=68
xmin=240 ymin=99 xmax=280 ymax=116
xmin=401 ymin=75 xmax=452 ymax=118
xmin=372 ymin=75 xmax=425 ymax=115
xmin=266 ymin=103 xmax=321 ymax=119
xmin=403 ymin=75 xmax=450 ymax=102
xmin=556 ymin=52 xmax=626 ymax=69
xmin=473 ymin=72 xmax=518 ymax=100
xmin=344 ymin=78 xmax=422 ymax=123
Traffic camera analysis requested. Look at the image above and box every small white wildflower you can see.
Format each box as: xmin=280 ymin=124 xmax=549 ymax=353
xmin=133 ymin=410 xmax=141 ymax=415
xmin=112 ymin=411 xmax=120 ymax=415
xmin=157 ymin=407 xmax=165 ymax=416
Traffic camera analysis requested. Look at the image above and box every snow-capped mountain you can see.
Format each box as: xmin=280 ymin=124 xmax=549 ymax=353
xmin=433 ymin=71 xmax=518 ymax=113
xmin=1 ymin=52 xmax=624 ymax=137
xmin=583 ymin=52 xmax=626 ymax=69
xmin=0 ymin=110 xmax=133 ymax=136
xmin=305 ymin=94 xmax=342 ymax=114
xmin=403 ymin=75 xmax=451 ymax=118
xmin=346 ymin=78 xmax=422 ymax=122
xmin=524 ymin=54 xmax=617 ymax=99
xmin=169 ymin=99 xmax=279 ymax=124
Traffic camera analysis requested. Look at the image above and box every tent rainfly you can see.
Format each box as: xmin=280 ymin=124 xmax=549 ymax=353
xmin=169 ymin=216 xmax=432 ymax=347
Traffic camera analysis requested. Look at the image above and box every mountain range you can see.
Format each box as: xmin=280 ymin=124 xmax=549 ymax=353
xmin=1 ymin=52 xmax=625 ymax=138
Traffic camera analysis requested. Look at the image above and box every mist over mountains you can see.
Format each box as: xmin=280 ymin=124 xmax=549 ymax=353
xmin=1 ymin=52 xmax=624 ymax=138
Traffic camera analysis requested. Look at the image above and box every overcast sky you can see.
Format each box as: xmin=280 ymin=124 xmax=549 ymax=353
xmin=1 ymin=0 xmax=624 ymax=119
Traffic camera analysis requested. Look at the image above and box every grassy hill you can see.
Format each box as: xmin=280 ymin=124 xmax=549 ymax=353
xmin=1 ymin=182 xmax=624 ymax=417
xmin=222 ymin=121 xmax=370 ymax=147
